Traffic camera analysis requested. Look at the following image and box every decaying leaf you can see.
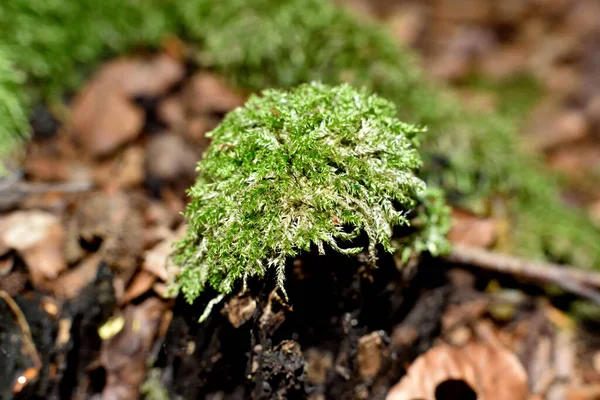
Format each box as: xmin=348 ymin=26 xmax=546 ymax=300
xmin=357 ymin=332 xmax=384 ymax=379
xmin=49 ymin=254 xmax=101 ymax=300
xmin=448 ymin=208 xmax=498 ymax=248
xmin=143 ymin=225 xmax=186 ymax=283
xmin=221 ymin=295 xmax=257 ymax=328
xmin=100 ymin=298 xmax=168 ymax=400
xmin=70 ymin=54 xmax=184 ymax=156
xmin=386 ymin=341 xmax=529 ymax=400
xmin=0 ymin=211 xmax=66 ymax=286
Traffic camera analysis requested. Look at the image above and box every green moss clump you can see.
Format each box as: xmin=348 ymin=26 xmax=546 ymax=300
xmin=174 ymin=83 xmax=449 ymax=305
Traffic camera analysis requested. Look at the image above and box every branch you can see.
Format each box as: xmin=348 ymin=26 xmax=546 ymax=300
xmin=443 ymin=244 xmax=600 ymax=304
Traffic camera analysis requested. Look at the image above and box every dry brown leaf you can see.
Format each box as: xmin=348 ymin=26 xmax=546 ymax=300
xmin=142 ymin=225 xmax=186 ymax=281
xmin=49 ymin=254 xmax=101 ymax=300
xmin=0 ymin=211 xmax=66 ymax=286
xmin=386 ymin=341 xmax=529 ymax=400
xmin=357 ymin=332 xmax=384 ymax=379
xmin=527 ymin=102 xmax=588 ymax=151
xmin=386 ymin=4 xmax=426 ymax=47
xmin=70 ymin=85 xmax=144 ymax=156
xmin=101 ymin=297 xmax=167 ymax=400
xmin=94 ymin=54 xmax=184 ymax=98
xmin=121 ymin=270 xmax=157 ymax=304
xmin=66 ymin=192 xmax=144 ymax=279
xmin=70 ymin=54 xmax=184 ymax=157
xmin=145 ymin=134 xmax=199 ymax=182
xmin=184 ymin=73 xmax=245 ymax=114
xmin=305 ymin=348 xmax=333 ymax=385
xmin=448 ymin=208 xmax=498 ymax=248
xmin=221 ymin=295 xmax=257 ymax=328
xmin=157 ymin=95 xmax=187 ymax=130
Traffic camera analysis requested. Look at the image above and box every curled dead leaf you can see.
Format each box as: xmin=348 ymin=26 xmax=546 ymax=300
xmin=143 ymin=225 xmax=186 ymax=282
xmin=386 ymin=341 xmax=529 ymax=400
xmin=49 ymin=254 xmax=101 ymax=300
xmin=184 ymin=73 xmax=245 ymax=115
xmin=357 ymin=331 xmax=384 ymax=379
xmin=448 ymin=208 xmax=498 ymax=248
xmin=101 ymin=298 xmax=167 ymax=400
xmin=0 ymin=211 xmax=66 ymax=286
xmin=221 ymin=295 xmax=257 ymax=328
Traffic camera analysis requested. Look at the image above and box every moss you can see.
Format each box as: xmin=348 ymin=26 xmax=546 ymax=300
xmin=0 ymin=50 xmax=28 ymax=173
xmin=1 ymin=0 xmax=598 ymax=271
xmin=174 ymin=83 xmax=450 ymax=307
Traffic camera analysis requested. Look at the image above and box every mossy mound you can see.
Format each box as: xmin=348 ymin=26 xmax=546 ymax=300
xmin=174 ymin=83 xmax=449 ymax=305
xmin=1 ymin=0 xmax=598 ymax=269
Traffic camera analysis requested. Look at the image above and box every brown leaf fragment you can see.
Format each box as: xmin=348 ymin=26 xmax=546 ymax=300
xmin=0 ymin=211 xmax=66 ymax=286
xmin=448 ymin=208 xmax=498 ymax=248
xmin=145 ymin=134 xmax=199 ymax=182
xmin=357 ymin=331 xmax=384 ymax=379
xmin=121 ymin=270 xmax=157 ymax=304
xmin=142 ymin=225 xmax=186 ymax=282
xmin=70 ymin=85 xmax=144 ymax=156
xmin=184 ymin=73 xmax=245 ymax=115
xmin=66 ymin=192 xmax=144 ymax=280
xmin=98 ymin=54 xmax=184 ymax=98
xmin=49 ymin=254 xmax=101 ymax=300
xmin=221 ymin=295 xmax=257 ymax=328
xmin=305 ymin=348 xmax=333 ymax=385
xmin=101 ymin=298 xmax=167 ymax=400
xmin=386 ymin=341 xmax=529 ymax=400
xmin=70 ymin=54 xmax=184 ymax=157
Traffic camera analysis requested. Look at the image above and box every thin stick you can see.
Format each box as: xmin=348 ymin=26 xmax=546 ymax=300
xmin=0 ymin=290 xmax=42 ymax=372
xmin=444 ymin=244 xmax=600 ymax=304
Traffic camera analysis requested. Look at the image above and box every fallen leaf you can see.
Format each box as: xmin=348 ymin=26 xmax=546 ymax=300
xmin=157 ymin=95 xmax=187 ymax=130
xmin=221 ymin=295 xmax=257 ymax=328
xmin=70 ymin=54 xmax=184 ymax=156
xmin=184 ymin=73 xmax=245 ymax=115
xmin=386 ymin=341 xmax=529 ymax=400
xmin=305 ymin=348 xmax=333 ymax=385
xmin=0 ymin=211 xmax=66 ymax=286
xmin=357 ymin=331 xmax=384 ymax=379
xmin=448 ymin=208 xmax=498 ymax=248
xmin=143 ymin=225 xmax=186 ymax=281
xmin=121 ymin=270 xmax=157 ymax=304
xmin=94 ymin=54 xmax=185 ymax=98
xmin=70 ymin=84 xmax=144 ymax=156
xmin=49 ymin=254 xmax=101 ymax=300
xmin=101 ymin=298 xmax=167 ymax=400
xmin=145 ymin=134 xmax=199 ymax=182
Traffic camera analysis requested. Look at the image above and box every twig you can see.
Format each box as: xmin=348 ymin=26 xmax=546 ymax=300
xmin=17 ymin=181 xmax=94 ymax=194
xmin=443 ymin=244 xmax=600 ymax=305
xmin=0 ymin=176 xmax=94 ymax=209
xmin=0 ymin=290 xmax=42 ymax=374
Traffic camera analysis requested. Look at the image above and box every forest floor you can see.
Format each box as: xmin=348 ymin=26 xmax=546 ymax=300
xmin=2 ymin=1 xmax=600 ymax=399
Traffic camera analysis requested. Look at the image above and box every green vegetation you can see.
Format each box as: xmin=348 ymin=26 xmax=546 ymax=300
xmin=174 ymin=83 xmax=449 ymax=306
xmin=1 ymin=0 xmax=599 ymax=276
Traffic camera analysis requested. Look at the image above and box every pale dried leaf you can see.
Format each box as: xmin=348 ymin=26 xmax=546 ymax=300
xmin=184 ymin=73 xmax=245 ymax=114
xmin=49 ymin=254 xmax=101 ymax=300
xmin=386 ymin=341 xmax=529 ymax=400
xmin=448 ymin=208 xmax=498 ymax=248
xmin=143 ymin=225 xmax=186 ymax=281
xmin=0 ymin=211 xmax=66 ymax=285
xmin=70 ymin=85 xmax=144 ymax=156
xmin=101 ymin=298 xmax=167 ymax=400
